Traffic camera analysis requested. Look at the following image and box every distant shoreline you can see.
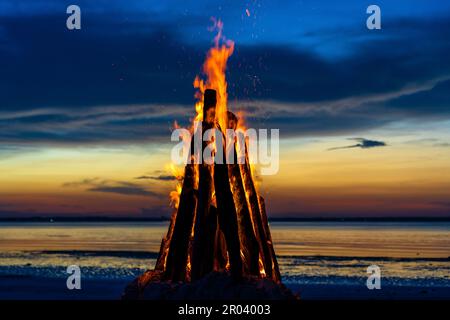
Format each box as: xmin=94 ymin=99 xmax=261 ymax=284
xmin=1 ymin=216 xmax=449 ymax=223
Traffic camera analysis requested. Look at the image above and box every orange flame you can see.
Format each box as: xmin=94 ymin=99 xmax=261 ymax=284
xmin=193 ymin=18 xmax=234 ymax=131
xmin=258 ymin=257 xmax=266 ymax=277
xmin=168 ymin=18 xmax=234 ymax=206
xmin=167 ymin=163 xmax=183 ymax=209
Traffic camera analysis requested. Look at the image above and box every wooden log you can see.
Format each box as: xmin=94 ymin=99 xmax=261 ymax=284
xmin=155 ymin=210 xmax=177 ymax=271
xmin=258 ymin=196 xmax=281 ymax=283
xmin=239 ymin=159 xmax=273 ymax=278
xmin=228 ymin=162 xmax=260 ymax=276
xmin=213 ymin=208 xmax=228 ymax=271
xmin=214 ymin=160 xmax=243 ymax=280
xmin=163 ymin=163 xmax=197 ymax=281
xmin=190 ymin=163 xmax=217 ymax=281
xmin=155 ymin=238 xmax=167 ymax=271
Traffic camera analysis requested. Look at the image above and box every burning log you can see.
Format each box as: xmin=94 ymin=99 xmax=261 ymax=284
xmin=163 ymin=162 xmax=197 ymax=281
xmin=191 ymin=89 xmax=225 ymax=280
xmin=228 ymin=162 xmax=260 ymax=275
xmin=154 ymin=211 xmax=176 ymax=271
xmin=240 ymin=157 xmax=273 ymax=279
xmin=213 ymin=227 xmax=228 ymax=271
xmin=226 ymin=112 xmax=260 ymax=276
xmin=258 ymin=196 xmax=281 ymax=283
xmin=214 ymin=160 xmax=244 ymax=280
xmin=190 ymin=161 xmax=217 ymax=280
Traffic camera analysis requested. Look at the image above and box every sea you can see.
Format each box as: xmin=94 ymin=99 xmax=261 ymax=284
xmin=0 ymin=221 xmax=449 ymax=300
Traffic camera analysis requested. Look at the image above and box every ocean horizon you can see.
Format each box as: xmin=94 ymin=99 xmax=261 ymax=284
xmin=1 ymin=221 xmax=449 ymax=300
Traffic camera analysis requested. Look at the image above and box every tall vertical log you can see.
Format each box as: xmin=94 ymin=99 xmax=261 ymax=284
xmin=155 ymin=211 xmax=176 ymax=271
xmin=258 ymin=196 xmax=281 ymax=283
xmin=164 ymin=163 xmax=197 ymax=281
xmin=214 ymin=160 xmax=243 ymax=280
xmin=228 ymin=162 xmax=260 ymax=276
xmin=240 ymin=159 xmax=273 ymax=278
xmin=213 ymin=212 xmax=228 ymax=271
xmin=155 ymin=238 xmax=167 ymax=271
xmin=191 ymin=163 xmax=217 ymax=281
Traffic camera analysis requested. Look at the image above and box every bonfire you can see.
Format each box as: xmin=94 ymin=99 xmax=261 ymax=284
xmin=123 ymin=19 xmax=294 ymax=300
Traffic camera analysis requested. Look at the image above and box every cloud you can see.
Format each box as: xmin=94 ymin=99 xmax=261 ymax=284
xmin=0 ymin=75 xmax=446 ymax=145
xmin=63 ymin=178 xmax=159 ymax=197
xmin=135 ymin=174 xmax=175 ymax=181
xmin=402 ymin=139 xmax=450 ymax=148
xmin=87 ymin=185 xmax=156 ymax=196
xmin=62 ymin=178 xmax=102 ymax=188
xmin=328 ymin=138 xmax=387 ymax=151
xmin=135 ymin=169 xmax=177 ymax=181
xmin=433 ymin=143 xmax=450 ymax=147
xmin=0 ymin=103 xmax=191 ymax=145
xmin=0 ymin=10 xmax=449 ymax=147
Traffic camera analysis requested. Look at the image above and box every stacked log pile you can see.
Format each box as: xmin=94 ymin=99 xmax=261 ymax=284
xmin=152 ymin=89 xmax=280 ymax=284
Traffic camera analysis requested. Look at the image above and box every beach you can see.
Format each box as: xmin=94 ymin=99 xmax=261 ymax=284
xmin=0 ymin=221 xmax=449 ymax=300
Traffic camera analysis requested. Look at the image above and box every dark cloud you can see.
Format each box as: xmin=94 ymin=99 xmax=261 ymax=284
xmin=135 ymin=175 xmax=175 ymax=181
xmin=0 ymin=14 xmax=205 ymax=111
xmin=0 ymin=10 xmax=449 ymax=146
xmin=62 ymin=177 xmax=101 ymax=188
xmin=63 ymin=178 xmax=159 ymax=196
xmin=0 ymin=103 xmax=192 ymax=145
xmin=383 ymin=79 xmax=450 ymax=116
xmin=134 ymin=175 xmax=153 ymax=180
xmin=328 ymin=138 xmax=387 ymax=151
xmin=87 ymin=185 xmax=156 ymax=196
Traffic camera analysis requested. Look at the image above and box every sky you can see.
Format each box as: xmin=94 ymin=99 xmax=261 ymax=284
xmin=1 ymin=0 xmax=450 ymax=218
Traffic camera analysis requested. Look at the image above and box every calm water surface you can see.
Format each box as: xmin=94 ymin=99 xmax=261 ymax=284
xmin=0 ymin=221 xmax=449 ymax=287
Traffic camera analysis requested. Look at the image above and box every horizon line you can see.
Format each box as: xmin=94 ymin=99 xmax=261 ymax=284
xmin=1 ymin=216 xmax=450 ymax=222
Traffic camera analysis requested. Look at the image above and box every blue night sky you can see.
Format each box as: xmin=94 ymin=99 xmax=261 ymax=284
xmin=1 ymin=1 xmax=450 ymax=217
xmin=1 ymin=0 xmax=450 ymax=139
